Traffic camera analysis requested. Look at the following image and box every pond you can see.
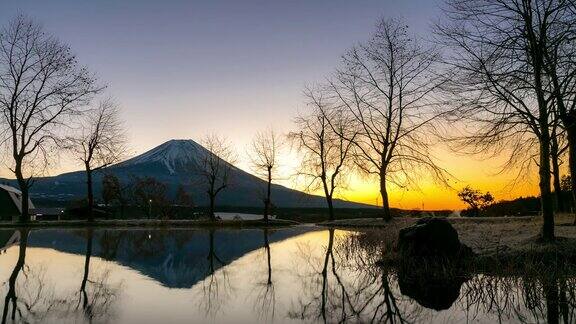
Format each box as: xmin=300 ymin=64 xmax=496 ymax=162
xmin=0 ymin=227 xmax=573 ymax=323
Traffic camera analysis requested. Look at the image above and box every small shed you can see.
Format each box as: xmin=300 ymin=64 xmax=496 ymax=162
xmin=0 ymin=184 xmax=35 ymax=221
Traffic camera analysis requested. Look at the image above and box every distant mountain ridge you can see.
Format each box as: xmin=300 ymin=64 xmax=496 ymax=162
xmin=0 ymin=139 xmax=372 ymax=208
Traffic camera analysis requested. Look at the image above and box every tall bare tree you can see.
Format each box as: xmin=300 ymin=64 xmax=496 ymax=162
xmin=328 ymin=18 xmax=449 ymax=221
xmin=250 ymin=128 xmax=280 ymax=221
xmin=540 ymin=1 xmax=576 ymax=222
xmin=550 ymin=116 xmax=568 ymax=213
xmin=67 ymin=100 xmax=126 ymax=221
xmin=290 ymin=89 xmax=356 ymax=221
xmin=0 ymin=15 xmax=99 ymax=222
xmin=436 ymin=0 xmax=572 ymax=241
xmin=198 ymin=134 xmax=236 ymax=221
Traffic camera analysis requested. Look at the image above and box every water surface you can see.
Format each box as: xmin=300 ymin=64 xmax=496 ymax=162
xmin=0 ymin=227 xmax=573 ymax=323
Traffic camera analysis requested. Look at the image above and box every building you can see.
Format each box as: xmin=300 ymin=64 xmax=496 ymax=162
xmin=0 ymin=184 xmax=35 ymax=221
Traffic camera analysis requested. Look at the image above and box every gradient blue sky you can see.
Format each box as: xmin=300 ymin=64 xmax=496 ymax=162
xmin=1 ymin=0 xmax=441 ymax=157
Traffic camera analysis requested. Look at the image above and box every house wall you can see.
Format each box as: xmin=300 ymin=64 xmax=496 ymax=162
xmin=0 ymin=191 xmax=20 ymax=221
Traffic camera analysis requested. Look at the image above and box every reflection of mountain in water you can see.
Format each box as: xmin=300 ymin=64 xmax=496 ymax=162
xmin=3 ymin=227 xmax=314 ymax=288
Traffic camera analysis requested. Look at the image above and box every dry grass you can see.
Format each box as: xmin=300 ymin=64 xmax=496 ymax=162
xmin=323 ymin=214 xmax=576 ymax=257
xmin=337 ymin=215 xmax=576 ymax=277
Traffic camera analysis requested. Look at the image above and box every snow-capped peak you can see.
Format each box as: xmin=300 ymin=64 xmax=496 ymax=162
xmin=119 ymin=139 xmax=208 ymax=174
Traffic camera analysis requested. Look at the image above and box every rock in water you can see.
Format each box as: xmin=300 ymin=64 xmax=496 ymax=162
xmin=397 ymin=269 xmax=467 ymax=311
xmin=398 ymin=217 xmax=473 ymax=258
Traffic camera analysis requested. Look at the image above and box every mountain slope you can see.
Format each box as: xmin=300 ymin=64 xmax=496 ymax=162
xmin=1 ymin=139 xmax=370 ymax=208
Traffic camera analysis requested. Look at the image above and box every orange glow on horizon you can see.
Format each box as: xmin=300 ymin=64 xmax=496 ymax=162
xmin=0 ymin=141 xmax=544 ymax=211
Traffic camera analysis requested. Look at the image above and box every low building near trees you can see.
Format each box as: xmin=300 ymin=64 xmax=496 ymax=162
xmin=0 ymin=184 xmax=35 ymax=221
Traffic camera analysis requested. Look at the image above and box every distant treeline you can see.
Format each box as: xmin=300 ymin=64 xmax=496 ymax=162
xmin=466 ymin=192 xmax=574 ymax=218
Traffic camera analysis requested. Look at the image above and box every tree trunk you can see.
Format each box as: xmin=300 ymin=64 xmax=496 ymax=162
xmin=321 ymin=173 xmax=335 ymax=221
xmin=18 ymin=184 xmax=30 ymax=223
xmin=209 ymin=194 xmax=216 ymax=221
xmin=86 ymin=164 xmax=94 ymax=222
xmin=326 ymin=196 xmax=335 ymax=221
xmin=525 ymin=14 xmax=555 ymax=241
xmin=567 ymin=127 xmax=576 ymax=224
xmin=14 ymin=162 xmax=30 ymax=223
xmin=380 ymin=173 xmax=392 ymax=221
xmin=263 ymin=228 xmax=272 ymax=285
xmin=539 ymin=124 xmax=555 ymax=242
xmin=264 ymin=167 xmax=271 ymax=222
xmin=551 ymin=136 xmax=564 ymax=213
xmin=80 ymin=228 xmax=93 ymax=310
xmin=208 ymin=229 xmax=216 ymax=273
xmin=320 ymin=229 xmax=335 ymax=323
xmin=543 ymin=277 xmax=560 ymax=324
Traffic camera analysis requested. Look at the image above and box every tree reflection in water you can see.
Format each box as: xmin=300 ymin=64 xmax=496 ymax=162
xmin=77 ymin=228 xmax=120 ymax=322
xmin=2 ymin=229 xmax=28 ymax=324
xmin=1 ymin=228 xmax=575 ymax=323
xmin=0 ymin=229 xmax=120 ymax=324
xmin=289 ymin=229 xmax=421 ymax=323
xmin=252 ymin=228 xmax=276 ymax=322
xmin=289 ymin=229 xmax=576 ymax=323
xmin=197 ymin=228 xmax=231 ymax=317
xmin=458 ymin=274 xmax=576 ymax=323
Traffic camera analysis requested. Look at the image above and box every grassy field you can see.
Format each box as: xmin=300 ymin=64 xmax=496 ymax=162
xmin=325 ymin=214 xmax=576 ymax=257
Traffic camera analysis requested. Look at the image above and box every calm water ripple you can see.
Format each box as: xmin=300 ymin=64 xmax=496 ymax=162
xmin=0 ymin=227 xmax=572 ymax=323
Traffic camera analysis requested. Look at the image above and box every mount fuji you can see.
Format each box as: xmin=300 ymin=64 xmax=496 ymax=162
xmin=1 ymin=139 xmax=366 ymax=208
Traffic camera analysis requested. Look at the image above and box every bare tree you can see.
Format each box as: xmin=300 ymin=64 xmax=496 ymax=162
xmin=67 ymin=100 xmax=126 ymax=221
xmin=436 ymin=0 xmax=573 ymax=241
xmin=0 ymin=15 xmax=100 ymax=222
xmin=539 ymin=1 xmax=576 ymax=222
xmin=550 ymin=116 xmax=568 ymax=213
xmin=290 ymin=89 xmax=355 ymax=221
xmin=327 ymin=18 xmax=449 ymax=221
xmin=250 ymin=128 xmax=280 ymax=221
xmin=101 ymin=173 xmax=130 ymax=218
xmin=131 ymin=176 xmax=171 ymax=219
xmin=198 ymin=134 xmax=236 ymax=221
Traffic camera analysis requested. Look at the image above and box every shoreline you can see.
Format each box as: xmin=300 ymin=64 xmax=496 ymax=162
xmin=3 ymin=215 xmax=576 ymax=262
xmin=320 ymin=215 xmax=576 ymax=262
xmin=317 ymin=215 xmax=544 ymax=228
xmin=0 ymin=218 xmax=300 ymax=229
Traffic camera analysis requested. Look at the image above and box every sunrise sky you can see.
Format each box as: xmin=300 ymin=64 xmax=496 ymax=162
xmin=0 ymin=0 xmax=542 ymax=210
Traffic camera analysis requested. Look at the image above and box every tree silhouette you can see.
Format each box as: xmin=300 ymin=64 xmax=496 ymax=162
xmin=197 ymin=134 xmax=236 ymax=221
xmin=291 ymin=90 xmax=356 ymax=221
xmin=435 ymin=0 xmax=572 ymax=241
xmin=457 ymin=186 xmax=494 ymax=217
xmin=250 ymin=129 xmax=281 ymax=221
xmin=326 ymin=18 xmax=450 ymax=221
xmin=66 ymin=99 xmax=127 ymax=221
xmin=0 ymin=15 xmax=100 ymax=222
